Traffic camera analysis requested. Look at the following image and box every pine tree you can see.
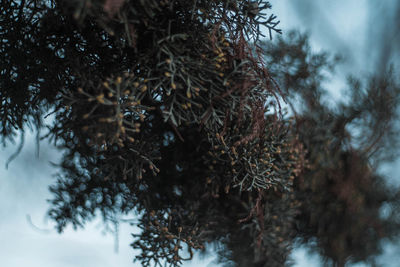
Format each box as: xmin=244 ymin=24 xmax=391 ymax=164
xmin=1 ymin=1 xmax=400 ymax=266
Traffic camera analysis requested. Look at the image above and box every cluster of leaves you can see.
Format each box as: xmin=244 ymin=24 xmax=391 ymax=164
xmin=263 ymin=32 xmax=400 ymax=266
xmin=2 ymin=1 xmax=400 ymax=267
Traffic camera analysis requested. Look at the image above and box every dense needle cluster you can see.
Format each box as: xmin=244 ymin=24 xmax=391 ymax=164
xmin=1 ymin=1 xmax=400 ymax=266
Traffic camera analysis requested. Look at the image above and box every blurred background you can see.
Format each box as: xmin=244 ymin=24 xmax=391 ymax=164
xmin=1 ymin=0 xmax=400 ymax=266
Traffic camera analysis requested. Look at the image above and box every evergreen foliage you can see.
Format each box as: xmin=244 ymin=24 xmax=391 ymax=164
xmin=1 ymin=1 xmax=400 ymax=266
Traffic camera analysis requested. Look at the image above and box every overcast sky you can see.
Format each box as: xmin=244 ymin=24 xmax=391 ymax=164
xmin=1 ymin=1 xmax=400 ymax=266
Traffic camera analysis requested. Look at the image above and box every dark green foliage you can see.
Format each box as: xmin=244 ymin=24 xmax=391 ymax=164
xmin=264 ymin=32 xmax=400 ymax=266
xmin=1 ymin=1 xmax=400 ymax=267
